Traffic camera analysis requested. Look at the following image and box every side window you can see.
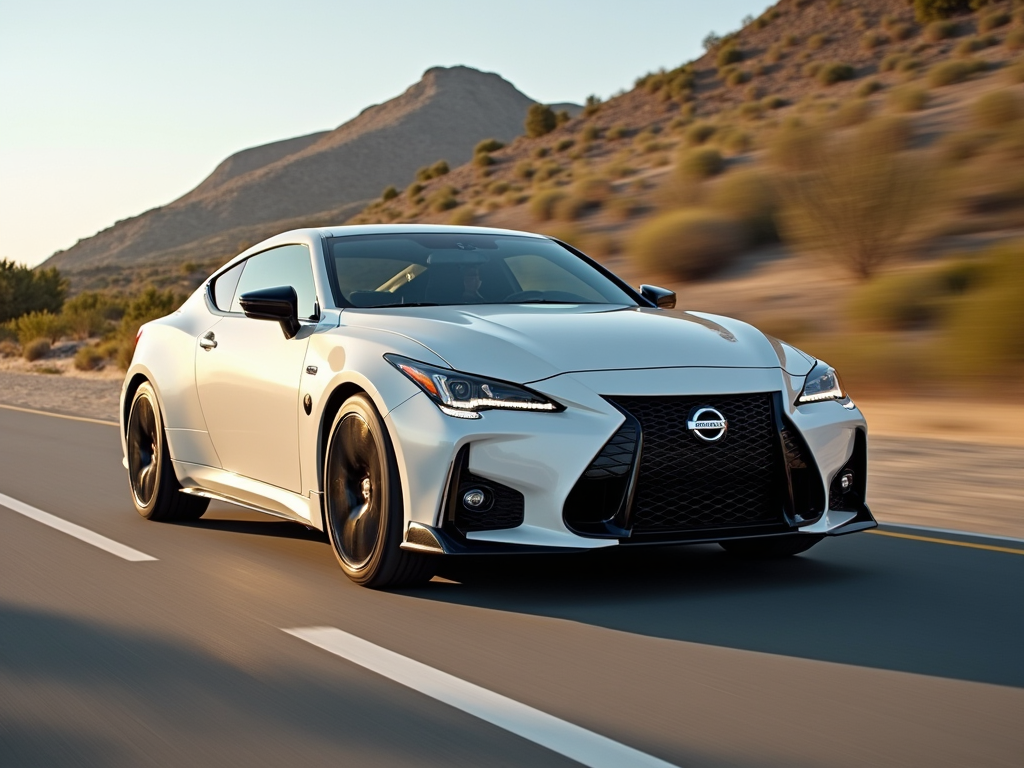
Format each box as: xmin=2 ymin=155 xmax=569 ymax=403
xmin=230 ymin=244 xmax=318 ymax=319
xmin=210 ymin=261 xmax=245 ymax=311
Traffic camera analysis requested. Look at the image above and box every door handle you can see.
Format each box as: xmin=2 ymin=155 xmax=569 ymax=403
xmin=199 ymin=332 xmax=218 ymax=350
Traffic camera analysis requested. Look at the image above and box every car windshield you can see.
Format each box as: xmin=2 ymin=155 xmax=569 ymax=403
xmin=325 ymin=233 xmax=638 ymax=308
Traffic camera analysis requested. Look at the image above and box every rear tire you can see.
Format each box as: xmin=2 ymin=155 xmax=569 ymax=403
xmin=126 ymin=382 xmax=208 ymax=522
xmin=324 ymin=394 xmax=435 ymax=588
xmin=719 ymin=534 xmax=823 ymax=559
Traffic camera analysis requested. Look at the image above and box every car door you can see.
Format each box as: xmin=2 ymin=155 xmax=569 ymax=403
xmin=195 ymin=244 xmax=318 ymax=493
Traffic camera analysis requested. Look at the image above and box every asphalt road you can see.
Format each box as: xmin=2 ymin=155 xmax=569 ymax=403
xmin=0 ymin=407 xmax=1021 ymax=768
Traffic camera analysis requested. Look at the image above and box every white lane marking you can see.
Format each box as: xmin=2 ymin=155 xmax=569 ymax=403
xmin=879 ymin=522 xmax=1024 ymax=545
xmin=0 ymin=492 xmax=156 ymax=562
xmin=0 ymin=402 xmax=118 ymax=427
xmin=284 ymin=627 xmax=679 ymax=768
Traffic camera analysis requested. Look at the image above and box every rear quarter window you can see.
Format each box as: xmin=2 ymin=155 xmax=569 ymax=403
xmin=210 ymin=261 xmax=244 ymax=311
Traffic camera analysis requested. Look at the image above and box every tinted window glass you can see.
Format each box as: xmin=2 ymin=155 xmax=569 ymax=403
xmin=230 ymin=244 xmax=318 ymax=319
xmin=211 ymin=261 xmax=244 ymax=311
xmin=327 ymin=234 xmax=635 ymax=308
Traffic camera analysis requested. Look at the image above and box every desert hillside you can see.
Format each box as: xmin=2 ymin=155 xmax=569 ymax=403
xmin=43 ymin=66 xmax=544 ymax=290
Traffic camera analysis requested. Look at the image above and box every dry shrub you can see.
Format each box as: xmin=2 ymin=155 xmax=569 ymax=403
xmin=555 ymin=138 xmax=575 ymax=152
xmin=678 ymin=147 xmax=725 ymax=179
xmin=802 ymin=61 xmax=822 ymax=79
xmin=0 ymin=339 xmax=19 ymax=357
xmin=473 ymin=152 xmax=495 ymax=168
xmin=972 ymin=90 xmax=1023 ymax=129
xmin=856 ymin=79 xmax=883 ymax=97
xmin=927 ymin=59 xmax=984 ymax=87
xmin=923 ymin=20 xmax=957 ymax=42
xmin=979 ymin=11 xmax=1010 ymax=32
xmin=717 ymin=46 xmax=743 ymax=67
xmin=739 ymin=101 xmax=764 ymax=120
xmin=779 ymin=118 xmax=932 ymax=278
xmin=406 ymin=182 xmax=423 ymax=197
xmin=768 ymin=119 xmax=825 ymax=171
xmin=553 ymin=196 xmax=589 ymax=221
xmin=888 ymin=84 xmax=929 ymax=112
xmin=1006 ymin=27 xmax=1024 ymax=51
xmin=514 ymin=161 xmax=535 ymax=180
xmin=23 ymin=338 xmax=50 ymax=362
xmin=631 ymin=210 xmax=746 ymax=280
xmin=863 ymin=115 xmax=914 ymax=151
xmin=937 ymin=129 xmax=992 ymax=161
xmin=533 ymin=161 xmax=564 ymax=182
xmin=708 ymin=169 xmax=779 ymax=243
xmin=606 ymin=124 xmax=628 ymax=140
xmin=525 ymin=104 xmax=557 ymax=137
xmin=889 ymin=22 xmax=914 ymax=41
xmin=10 ymin=310 xmax=64 ymax=345
xmin=766 ymin=43 xmax=785 ymax=63
xmin=74 ymin=345 xmax=104 ymax=371
xmin=580 ymin=124 xmax=600 ymax=142
xmin=475 ymin=138 xmax=505 ymax=154
xmin=574 ymin=177 xmax=613 ymax=205
xmin=726 ymin=70 xmax=751 ymax=87
xmin=529 ymin=189 xmax=566 ymax=221
xmin=818 ymin=62 xmax=855 ymax=85
xmin=832 ymin=98 xmax=873 ymax=128
xmin=1005 ymin=60 xmax=1024 ymax=84
xmin=807 ymin=33 xmax=828 ymax=49
xmin=861 ymin=31 xmax=888 ymax=50
xmin=762 ymin=95 xmax=788 ymax=109
xmin=606 ymin=196 xmax=641 ymax=221
xmin=685 ymin=122 xmax=717 ymax=146
xmin=449 ymin=207 xmax=476 ymax=225
xmin=720 ymin=128 xmax=752 ymax=154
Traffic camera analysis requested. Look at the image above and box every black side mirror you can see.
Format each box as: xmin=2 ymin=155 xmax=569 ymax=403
xmin=238 ymin=285 xmax=301 ymax=338
xmin=640 ymin=284 xmax=676 ymax=309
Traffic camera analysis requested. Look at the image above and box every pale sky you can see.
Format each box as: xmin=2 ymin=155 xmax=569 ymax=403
xmin=0 ymin=0 xmax=769 ymax=268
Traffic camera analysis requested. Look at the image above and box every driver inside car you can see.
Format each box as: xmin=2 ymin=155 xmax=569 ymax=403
xmin=461 ymin=264 xmax=486 ymax=303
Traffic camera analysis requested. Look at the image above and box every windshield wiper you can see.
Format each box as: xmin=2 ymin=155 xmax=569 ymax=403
xmin=507 ymin=299 xmax=593 ymax=305
xmin=389 ymin=302 xmax=439 ymax=308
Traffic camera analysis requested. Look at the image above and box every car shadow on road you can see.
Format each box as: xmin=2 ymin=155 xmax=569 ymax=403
xmin=170 ymin=503 xmax=328 ymax=543
xmin=412 ymin=536 xmax=1024 ymax=689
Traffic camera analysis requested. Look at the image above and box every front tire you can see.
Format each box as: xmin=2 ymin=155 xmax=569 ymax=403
xmin=324 ymin=394 xmax=434 ymax=588
xmin=719 ymin=534 xmax=823 ymax=558
xmin=126 ymin=382 xmax=208 ymax=522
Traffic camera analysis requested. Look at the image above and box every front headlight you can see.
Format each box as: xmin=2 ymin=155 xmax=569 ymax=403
xmin=385 ymin=354 xmax=563 ymax=419
xmin=798 ymin=360 xmax=845 ymax=404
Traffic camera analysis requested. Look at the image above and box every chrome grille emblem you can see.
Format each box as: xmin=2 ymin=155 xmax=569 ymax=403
xmin=686 ymin=406 xmax=728 ymax=442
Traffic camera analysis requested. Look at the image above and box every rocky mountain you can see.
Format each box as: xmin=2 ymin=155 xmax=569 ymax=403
xmin=45 ymin=66 xmax=551 ymax=289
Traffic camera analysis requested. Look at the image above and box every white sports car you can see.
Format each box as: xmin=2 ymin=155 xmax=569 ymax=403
xmin=121 ymin=225 xmax=874 ymax=587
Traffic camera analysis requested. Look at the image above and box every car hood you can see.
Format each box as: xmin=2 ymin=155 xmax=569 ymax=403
xmin=341 ymin=304 xmax=814 ymax=383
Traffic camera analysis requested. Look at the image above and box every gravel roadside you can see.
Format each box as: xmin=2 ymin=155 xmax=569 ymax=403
xmin=1 ymin=370 xmax=1020 ymax=540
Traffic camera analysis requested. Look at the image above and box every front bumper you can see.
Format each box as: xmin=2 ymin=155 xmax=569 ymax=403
xmin=385 ymin=366 xmax=874 ymax=554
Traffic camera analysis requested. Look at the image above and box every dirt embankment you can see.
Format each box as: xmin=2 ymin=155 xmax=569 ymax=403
xmin=0 ymin=371 xmax=1019 ymax=539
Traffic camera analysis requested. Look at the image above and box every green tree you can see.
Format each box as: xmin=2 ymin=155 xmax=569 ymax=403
xmin=0 ymin=259 xmax=68 ymax=323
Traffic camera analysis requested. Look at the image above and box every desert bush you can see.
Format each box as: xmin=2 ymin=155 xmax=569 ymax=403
xmin=0 ymin=339 xmax=19 ymax=357
xmin=381 ymin=185 xmax=398 ymax=201
xmin=717 ymin=46 xmax=743 ymax=67
xmin=475 ymin=138 xmax=505 ymax=155
xmin=473 ymin=152 xmax=495 ymax=168
xmin=938 ymin=128 xmax=992 ymax=161
xmin=889 ymin=22 xmax=914 ymax=41
xmin=940 ymin=242 xmax=1024 ymax=381
xmin=954 ymin=37 xmax=987 ymax=56
xmin=923 ymin=19 xmax=958 ymax=42
xmin=631 ymin=210 xmax=746 ymax=280
xmin=555 ymin=138 xmax=575 ymax=152
xmin=802 ymin=61 xmax=823 ymax=78
xmin=430 ymin=192 xmax=458 ymax=213
xmin=863 ymin=114 xmax=915 ymax=150
xmin=529 ymin=189 xmax=567 ymax=221
xmin=888 ymin=84 xmax=930 ymax=111
xmin=533 ymin=146 xmax=551 ymax=159
xmin=448 ymin=207 xmax=476 ymax=225
xmin=979 ymin=11 xmax=1010 ymax=32
xmin=766 ymin=43 xmax=785 ymax=63
xmin=927 ymin=59 xmax=983 ymax=87
xmin=807 ymin=33 xmax=828 ymax=49
xmin=779 ymin=118 xmax=932 ymax=278
xmin=856 ymin=79 xmax=883 ymax=97
xmin=415 ymin=160 xmax=449 ymax=181
xmin=580 ymin=124 xmax=600 ymax=142
xmin=739 ymin=101 xmax=765 ymax=120
xmin=9 ymin=310 xmax=65 ymax=345
xmin=574 ymin=177 xmax=614 ymax=206
xmin=818 ymin=62 xmax=856 ymax=85
xmin=488 ymin=180 xmax=511 ymax=196
xmin=552 ymin=195 xmax=590 ymax=222
xmin=0 ymin=259 xmax=67 ymax=324
xmin=832 ymin=98 xmax=873 ymax=127
xmin=762 ymin=95 xmax=788 ymax=109
xmin=1006 ymin=27 xmax=1024 ymax=51
xmin=406 ymin=182 xmax=423 ymax=197
xmin=74 ymin=345 xmax=104 ymax=371
xmin=678 ymin=147 xmax=725 ymax=179
xmin=862 ymin=31 xmax=888 ymax=49
xmin=525 ymin=104 xmax=557 ymax=137
xmin=23 ymin=338 xmax=50 ymax=362
xmin=914 ymin=0 xmax=969 ymax=24
xmin=972 ymin=89 xmax=1024 ymax=128
xmin=514 ymin=161 xmax=535 ymax=180
xmin=533 ymin=161 xmax=563 ymax=182
xmin=606 ymin=124 xmax=628 ymax=141
xmin=606 ymin=196 xmax=641 ymax=221
xmin=685 ymin=122 xmax=717 ymax=146
xmin=720 ymin=129 xmax=753 ymax=154
xmin=708 ymin=169 xmax=779 ymax=243
xmin=726 ymin=70 xmax=752 ymax=87
xmin=61 ymin=291 xmax=123 ymax=339
xmin=768 ymin=121 xmax=824 ymax=171
xmin=880 ymin=53 xmax=905 ymax=72
xmin=1005 ymin=59 xmax=1024 ymax=84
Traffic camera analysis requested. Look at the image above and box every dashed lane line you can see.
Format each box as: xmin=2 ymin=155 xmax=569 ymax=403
xmin=0 ymin=492 xmax=156 ymax=562
xmin=284 ymin=626 xmax=679 ymax=768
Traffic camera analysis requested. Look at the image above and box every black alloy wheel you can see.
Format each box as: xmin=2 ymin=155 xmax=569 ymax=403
xmin=719 ymin=534 xmax=824 ymax=558
xmin=126 ymin=382 xmax=208 ymax=521
xmin=324 ymin=394 xmax=434 ymax=588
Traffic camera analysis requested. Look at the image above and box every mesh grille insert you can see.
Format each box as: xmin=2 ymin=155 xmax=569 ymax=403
xmin=454 ymin=471 xmax=525 ymax=532
xmin=608 ymin=393 xmax=783 ymax=533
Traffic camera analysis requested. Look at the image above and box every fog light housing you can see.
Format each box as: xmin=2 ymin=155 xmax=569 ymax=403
xmin=839 ymin=470 xmax=854 ymax=492
xmin=462 ymin=489 xmax=487 ymax=509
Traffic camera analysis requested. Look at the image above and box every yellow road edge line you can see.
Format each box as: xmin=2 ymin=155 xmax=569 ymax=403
xmin=0 ymin=402 xmax=118 ymax=427
xmin=868 ymin=529 xmax=1024 ymax=555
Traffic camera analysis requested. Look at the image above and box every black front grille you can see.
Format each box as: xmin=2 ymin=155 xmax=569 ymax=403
xmin=608 ymin=393 xmax=783 ymax=534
